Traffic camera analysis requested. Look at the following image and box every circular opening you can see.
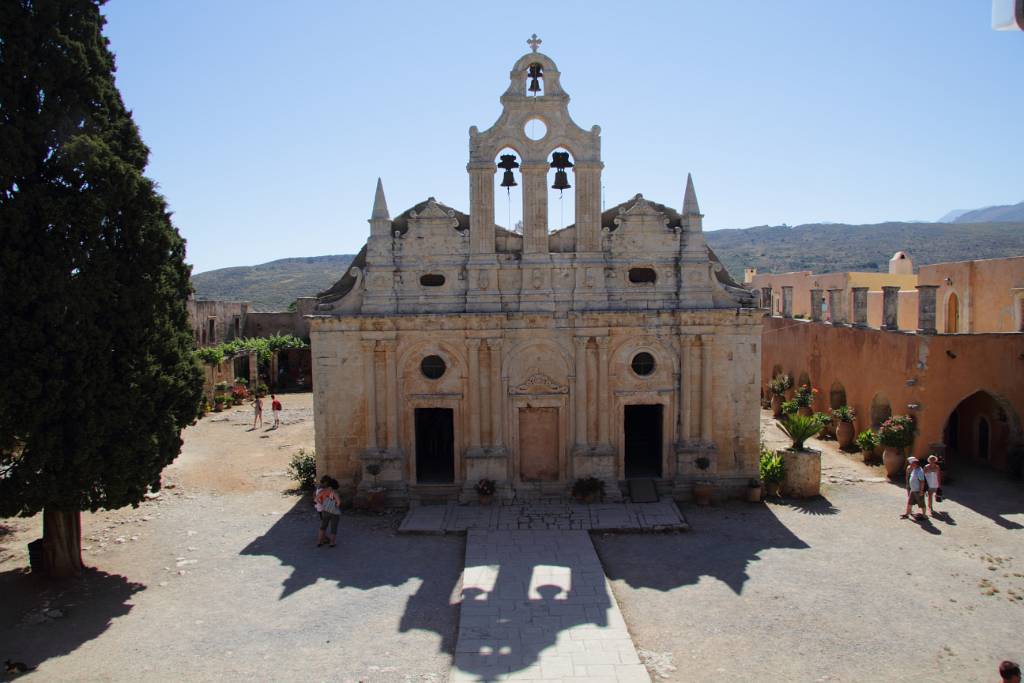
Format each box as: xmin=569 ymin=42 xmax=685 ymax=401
xmin=524 ymin=118 xmax=547 ymax=141
xmin=420 ymin=355 xmax=446 ymax=380
xmin=631 ymin=352 xmax=655 ymax=376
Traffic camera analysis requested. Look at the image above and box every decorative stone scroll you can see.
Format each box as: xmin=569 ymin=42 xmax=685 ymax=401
xmin=513 ymin=372 xmax=568 ymax=394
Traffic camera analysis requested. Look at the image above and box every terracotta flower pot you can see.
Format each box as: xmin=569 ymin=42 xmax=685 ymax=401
xmin=746 ymin=485 xmax=763 ymax=503
xmin=692 ymin=482 xmax=714 ymax=506
xmin=770 ymin=395 xmax=783 ymax=418
xmin=367 ymin=488 xmax=387 ymax=511
xmin=882 ymin=447 xmax=905 ymax=478
xmin=478 ymin=494 xmax=493 ymax=506
xmin=836 ymin=421 xmax=854 ymax=449
xmin=797 ymin=406 xmax=812 ymax=417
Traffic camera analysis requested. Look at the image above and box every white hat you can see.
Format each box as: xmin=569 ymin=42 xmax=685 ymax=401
xmin=907 ymin=456 xmax=919 ymax=463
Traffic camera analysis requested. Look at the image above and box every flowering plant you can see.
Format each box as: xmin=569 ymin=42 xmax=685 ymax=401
xmin=768 ymin=375 xmax=793 ymax=396
xmin=474 ymin=478 xmax=496 ymax=496
xmin=794 ymin=385 xmax=817 ymax=408
xmin=831 ymin=405 xmax=856 ymax=423
xmin=879 ymin=415 xmax=916 ymax=448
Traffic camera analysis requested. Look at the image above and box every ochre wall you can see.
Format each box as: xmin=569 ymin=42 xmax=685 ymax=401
xmin=919 ymin=257 xmax=1024 ymax=334
xmin=761 ymin=316 xmax=1024 ymax=472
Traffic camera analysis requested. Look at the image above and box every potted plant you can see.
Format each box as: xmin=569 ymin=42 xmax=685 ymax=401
xmin=879 ymin=415 xmax=916 ymax=478
xmin=813 ymin=412 xmax=833 ymax=439
xmin=768 ymin=375 xmax=792 ymax=418
xmin=365 ymin=463 xmax=386 ymax=511
xmin=256 ymin=382 xmax=269 ymax=398
xmin=213 ymin=395 xmax=225 ymax=412
xmin=777 ymin=414 xmax=822 ymax=497
xmin=832 ymin=406 xmax=857 ymax=449
xmin=855 ymin=428 xmax=880 ymax=464
xmin=746 ymin=478 xmax=763 ymax=503
xmin=794 ymin=385 xmax=817 ymax=417
xmin=474 ymin=478 xmax=497 ymax=505
xmin=780 ymin=399 xmax=799 ymax=417
xmin=571 ymin=477 xmax=605 ymax=504
xmin=759 ymin=447 xmax=785 ymax=497
xmin=214 ymin=380 xmax=229 ymax=394
xmin=692 ymin=456 xmax=714 ymax=505
xmin=230 ymin=386 xmax=246 ymax=406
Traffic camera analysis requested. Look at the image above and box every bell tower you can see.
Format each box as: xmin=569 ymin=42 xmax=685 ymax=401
xmin=467 ymin=36 xmax=606 ymax=312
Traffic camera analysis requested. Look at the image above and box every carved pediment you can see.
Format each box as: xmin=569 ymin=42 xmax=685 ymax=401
xmin=513 ymin=372 xmax=568 ymax=394
xmin=613 ymin=194 xmax=670 ymax=230
xmin=408 ymin=198 xmax=459 ymax=225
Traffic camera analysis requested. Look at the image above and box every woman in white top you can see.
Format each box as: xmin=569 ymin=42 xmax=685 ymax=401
xmin=923 ymin=454 xmax=942 ymax=515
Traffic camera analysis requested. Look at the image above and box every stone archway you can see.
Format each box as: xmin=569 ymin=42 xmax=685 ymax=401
xmin=943 ymin=390 xmax=1022 ymax=474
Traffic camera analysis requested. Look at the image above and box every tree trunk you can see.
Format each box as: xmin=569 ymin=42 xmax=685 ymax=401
xmin=42 ymin=508 xmax=83 ymax=578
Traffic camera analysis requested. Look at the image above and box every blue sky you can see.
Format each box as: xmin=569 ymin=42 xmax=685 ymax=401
xmin=101 ymin=1 xmax=1024 ymax=274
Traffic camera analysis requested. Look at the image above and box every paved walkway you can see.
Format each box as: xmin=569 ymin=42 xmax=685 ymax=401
xmin=399 ymin=500 xmax=687 ymax=534
xmin=451 ymin=530 xmax=650 ymax=682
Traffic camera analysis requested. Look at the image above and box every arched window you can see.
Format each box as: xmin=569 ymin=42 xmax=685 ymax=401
xmin=870 ymin=393 xmax=892 ymax=429
xmin=547 ymin=147 xmax=575 ymax=233
xmin=525 ymin=62 xmax=544 ymax=96
xmin=494 ymin=148 xmax=522 ymax=235
xmin=945 ymin=292 xmax=960 ymax=333
xmin=829 ymin=382 xmax=847 ymax=410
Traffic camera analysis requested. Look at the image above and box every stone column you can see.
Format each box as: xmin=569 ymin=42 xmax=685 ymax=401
xmin=468 ymin=162 xmax=495 ymax=254
xmin=827 ymin=289 xmax=846 ymax=326
xmin=381 ymin=340 xmax=399 ymax=450
xmin=488 ymin=339 xmax=504 ymax=448
xmin=782 ymin=286 xmax=793 ymax=318
xmin=466 ymin=339 xmax=481 ymax=449
xmin=573 ymin=161 xmax=603 ymax=252
xmin=574 ymin=336 xmax=589 ymax=447
xmin=852 ymin=287 xmax=868 ymax=327
xmin=521 ymin=161 xmax=549 ymax=254
xmin=809 ymin=289 xmax=824 ymax=322
xmin=678 ymin=335 xmax=692 ymax=444
xmin=362 ymin=340 xmax=378 ymax=449
xmin=916 ymin=285 xmax=939 ymax=335
xmin=881 ymin=286 xmax=901 ymax=330
xmin=700 ymin=336 xmax=713 ymax=445
xmin=596 ymin=336 xmax=610 ymax=445
xmin=763 ymin=288 xmax=773 ymax=311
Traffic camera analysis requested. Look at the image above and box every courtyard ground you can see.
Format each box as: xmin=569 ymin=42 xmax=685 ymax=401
xmin=1 ymin=399 xmax=1022 ymax=682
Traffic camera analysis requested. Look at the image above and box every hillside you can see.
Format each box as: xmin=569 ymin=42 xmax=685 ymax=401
xmin=191 ymin=255 xmax=354 ymax=311
xmin=952 ymin=200 xmax=1024 ymax=224
xmin=704 ymin=221 xmax=1024 ymax=277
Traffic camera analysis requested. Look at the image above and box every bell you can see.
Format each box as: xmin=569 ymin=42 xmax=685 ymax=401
xmin=527 ymin=63 xmax=543 ymax=94
xmin=549 ymin=151 xmax=574 ymax=170
xmin=500 ymin=170 xmax=518 ymax=188
xmin=552 ymin=169 xmax=571 ymax=191
xmin=496 ymin=154 xmax=520 ymax=190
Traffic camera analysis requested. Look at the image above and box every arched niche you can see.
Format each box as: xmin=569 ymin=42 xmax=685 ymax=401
xmin=493 ymin=146 xmax=523 ymax=235
xmin=397 ymin=339 xmax=466 ymax=397
xmin=945 ymin=291 xmax=960 ymax=334
xmin=547 ymin=146 xmax=576 ymax=233
xmin=829 ymin=381 xmax=847 ymax=410
xmin=797 ymin=372 xmax=812 ymax=392
xmin=944 ymin=390 xmax=1021 ymax=472
xmin=870 ymin=393 xmax=892 ymax=429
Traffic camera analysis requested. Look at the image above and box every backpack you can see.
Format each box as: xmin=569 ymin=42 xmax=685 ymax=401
xmin=321 ymin=494 xmax=339 ymax=516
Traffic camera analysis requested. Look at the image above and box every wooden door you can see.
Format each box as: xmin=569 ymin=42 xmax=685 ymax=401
xmin=519 ymin=407 xmax=559 ymax=482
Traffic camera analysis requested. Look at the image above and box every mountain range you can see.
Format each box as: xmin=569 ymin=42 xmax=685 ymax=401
xmin=937 ymin=199 xmax=1024 ymax=224
xmin=191 ymin=206 xmax=1024 ymax=311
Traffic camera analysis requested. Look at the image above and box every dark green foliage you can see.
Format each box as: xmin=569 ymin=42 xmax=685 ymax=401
xmin=0 ymin=0 xmax=203 ymax=517
xmin=191 ymin=255 xmax=354 ymax=312
xmin=193 ymin=334 xmax=308 ymax=366
xmin=777 ymin=415 xmax=821 ymax=451
xmin=288 ymin=449 xmax=316 ymax=491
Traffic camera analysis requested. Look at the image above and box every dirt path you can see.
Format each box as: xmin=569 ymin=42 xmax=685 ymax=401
xmin=0 ymin=393 xmax=463 ymax=683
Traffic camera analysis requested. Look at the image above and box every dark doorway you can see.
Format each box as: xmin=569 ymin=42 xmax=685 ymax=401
xmin=415 ymin=408 xmax=454 ymax=483
xmin=624 ymin=404 xmax=662 ymax=479
xmin=979 ymin=417 xmax=990 ymax=461
xmin=944 ymin=409 xmax=960 ymax=454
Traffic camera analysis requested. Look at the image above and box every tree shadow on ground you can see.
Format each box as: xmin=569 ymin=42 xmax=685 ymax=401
xmin=594 ymin=501 xmax=810 ymax=596
xmin=770 ymin=495 xmax=839 ymax=516
xmin=0 ymin=566 xmax=143 ymax=672
xmin=239 ymin=497 xmax=462 ymax=657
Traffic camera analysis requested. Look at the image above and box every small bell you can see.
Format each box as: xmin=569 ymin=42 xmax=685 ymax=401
xmin=552 ymin=169 xmax=571 ymax=191
xmin=496 ymin=154 xmax=520 ymax=191
xmin=527 ymin=63 xmax=543 ymax=94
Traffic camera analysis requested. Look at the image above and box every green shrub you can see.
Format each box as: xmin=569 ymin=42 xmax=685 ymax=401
xmin=856 ymin=429 xmax=880 ymax=453
xmin=288 ymin=449 xmax=317 ymax=490
xmin=769 ymin=374 xmax=792 ymax=396
xmin=778 ymin=414 xmax=821 ymax=451
xmin=780 ymin=399 xmax=799 ymax=416
xmin=759 ymin=447 xmax=785 ymax=483
xmin=832 ymin=405 xmax=856 ymax=423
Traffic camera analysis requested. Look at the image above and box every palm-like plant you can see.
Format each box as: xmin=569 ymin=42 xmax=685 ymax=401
xmin=778 ymin=414 xmax=820 ymax=451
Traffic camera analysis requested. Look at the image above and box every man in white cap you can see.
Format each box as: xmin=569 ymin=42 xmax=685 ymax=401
xmin=901 ymin=456 xmax=927 ymax=520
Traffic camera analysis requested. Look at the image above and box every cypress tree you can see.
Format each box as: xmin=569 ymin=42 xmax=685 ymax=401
xmin=0 ymin=0 xmax=203 ymax=577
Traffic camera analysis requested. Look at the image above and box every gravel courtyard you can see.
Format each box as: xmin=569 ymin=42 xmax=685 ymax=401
xmin=2 ymin=400 xmax=1022 ymax=682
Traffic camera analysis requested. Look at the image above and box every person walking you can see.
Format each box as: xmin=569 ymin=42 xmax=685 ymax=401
xmin=924 ymin=454 xmax=942 ymax=515
xmin=902 ymin=456 xmax=927 ymax=520
xmin=271 ymin=394 xmax=282 ymax=429
xmin=251 ymin=393 xmax=263 ymax=429
xmin=316 ymin=479 xmax=341 ymax=548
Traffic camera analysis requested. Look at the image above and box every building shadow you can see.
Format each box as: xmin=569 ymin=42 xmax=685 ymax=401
xmin=0 ymin=567 xmax=143 ymax=671
xmin=239 ymin=497 xmax=463 ymax=655
xmin=594 ymin=501 xmax=810 ymax=595
xmin=937 ymin=462 xmax=1024 ymax=530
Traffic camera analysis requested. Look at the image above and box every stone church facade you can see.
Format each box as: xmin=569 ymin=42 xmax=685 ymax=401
xmin=310 ymin=39 xmax=762 ymax=503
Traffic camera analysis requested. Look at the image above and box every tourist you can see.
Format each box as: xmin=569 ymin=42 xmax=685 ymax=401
xmin=316 ymin=479 xmax=341 ymax=548
xmin=271 ymin=394 xmax=282 ymax=429
xmin=924 ymin=454 xmax=942 ymax=515
xmin=313 ymin=475 xmax=330 ymax=521
xmin=1000 ymin=661 xmax=1021 ymax=683
xmin=902 ymin=457 xmax=927 ymax=520
xmin=251 ymin=393 xmax=263 ymax=429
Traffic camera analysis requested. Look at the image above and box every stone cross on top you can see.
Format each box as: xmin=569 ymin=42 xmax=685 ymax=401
xmin=527 ymin=33 xmax=542 ymax=53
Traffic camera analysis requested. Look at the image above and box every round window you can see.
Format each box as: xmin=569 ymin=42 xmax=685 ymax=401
xmin=631 ymin=352 xmax=655 ymax=376
xmin=420 ymin=355 xmax=446 ymax=380
xmin=524 ymin=118 xmax=547 ymax=140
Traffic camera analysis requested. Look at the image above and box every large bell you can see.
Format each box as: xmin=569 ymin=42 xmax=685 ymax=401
xmin=552 ymin=169 xmax=571 ymax=191
xmin=527 ymin=63 xmax=543 ymax=94
xmin=497 ymin=154 xmax=520 ymax=189
xmin=500 ymin=170 xmax=517 ymax=188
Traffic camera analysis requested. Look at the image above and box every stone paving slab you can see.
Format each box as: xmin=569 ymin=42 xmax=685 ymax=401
xmin=398 ymin=500 xmax=688 ymax=534
xmin=451 ymin=530 xmax=650 ymax=682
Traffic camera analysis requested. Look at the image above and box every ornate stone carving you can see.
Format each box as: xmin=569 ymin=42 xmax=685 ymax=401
xmin=513 ymin=371 xmax=568 ymax=394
